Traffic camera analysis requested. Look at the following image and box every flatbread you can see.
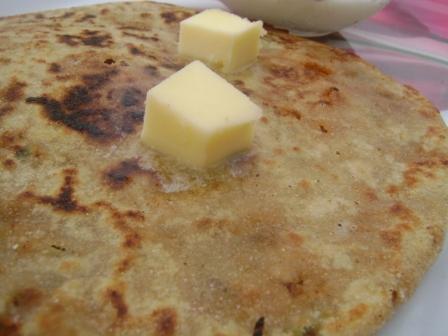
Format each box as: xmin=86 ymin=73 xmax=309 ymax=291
xmin=1 ymin=2 xmax=447 ymax=335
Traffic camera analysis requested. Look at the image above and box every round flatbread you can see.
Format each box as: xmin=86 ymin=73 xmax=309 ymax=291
xmin=1 ymin=2 xmax=447 ymax=335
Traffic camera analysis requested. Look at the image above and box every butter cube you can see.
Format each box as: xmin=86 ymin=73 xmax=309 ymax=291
xmin=141 ymin=61 xmax=262 ymax=168
xmin=179 ymin=9 xmax=264 ymax=73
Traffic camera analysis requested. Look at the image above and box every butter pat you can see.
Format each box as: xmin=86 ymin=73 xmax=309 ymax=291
xmin=141 ymin=61 xmax=262 ymax=168
xmin=179 ymin=9 xmax=264 ymax=73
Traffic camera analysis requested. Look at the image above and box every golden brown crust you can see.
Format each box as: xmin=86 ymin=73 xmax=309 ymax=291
xmin=0 ymin=2 xmax=447 ymax=336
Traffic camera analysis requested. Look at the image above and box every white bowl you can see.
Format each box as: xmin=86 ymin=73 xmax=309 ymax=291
xmin=221 ymin=0 xmax=391 ymax=35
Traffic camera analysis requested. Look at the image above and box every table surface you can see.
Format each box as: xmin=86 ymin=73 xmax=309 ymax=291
xmin=1 ymin=1 xmax=447 ymax=335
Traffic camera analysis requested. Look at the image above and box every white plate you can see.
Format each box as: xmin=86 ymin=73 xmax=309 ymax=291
xmin=0 ymin=1 xmax=447 ymax=335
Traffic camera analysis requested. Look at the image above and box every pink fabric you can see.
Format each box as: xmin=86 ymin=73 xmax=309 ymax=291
xmin=375 ymin=0 xmax=448 ymax=39
xmin=336 ymin=0 xmax=448 ymax=110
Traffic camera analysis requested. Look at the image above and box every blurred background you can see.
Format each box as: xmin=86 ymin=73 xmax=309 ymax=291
xmin=321 ymin=0 xmax=448 ymax=114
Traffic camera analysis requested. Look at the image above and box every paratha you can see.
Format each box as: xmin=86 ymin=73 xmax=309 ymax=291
xmin=1 ymin=1 xmax=447 ymax=335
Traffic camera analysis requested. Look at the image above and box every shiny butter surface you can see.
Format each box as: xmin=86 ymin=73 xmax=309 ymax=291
xmin=178 ymin=9 xmax=264 ymax=72
xmin=141 ymin=61 xmax=262 ymax=168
